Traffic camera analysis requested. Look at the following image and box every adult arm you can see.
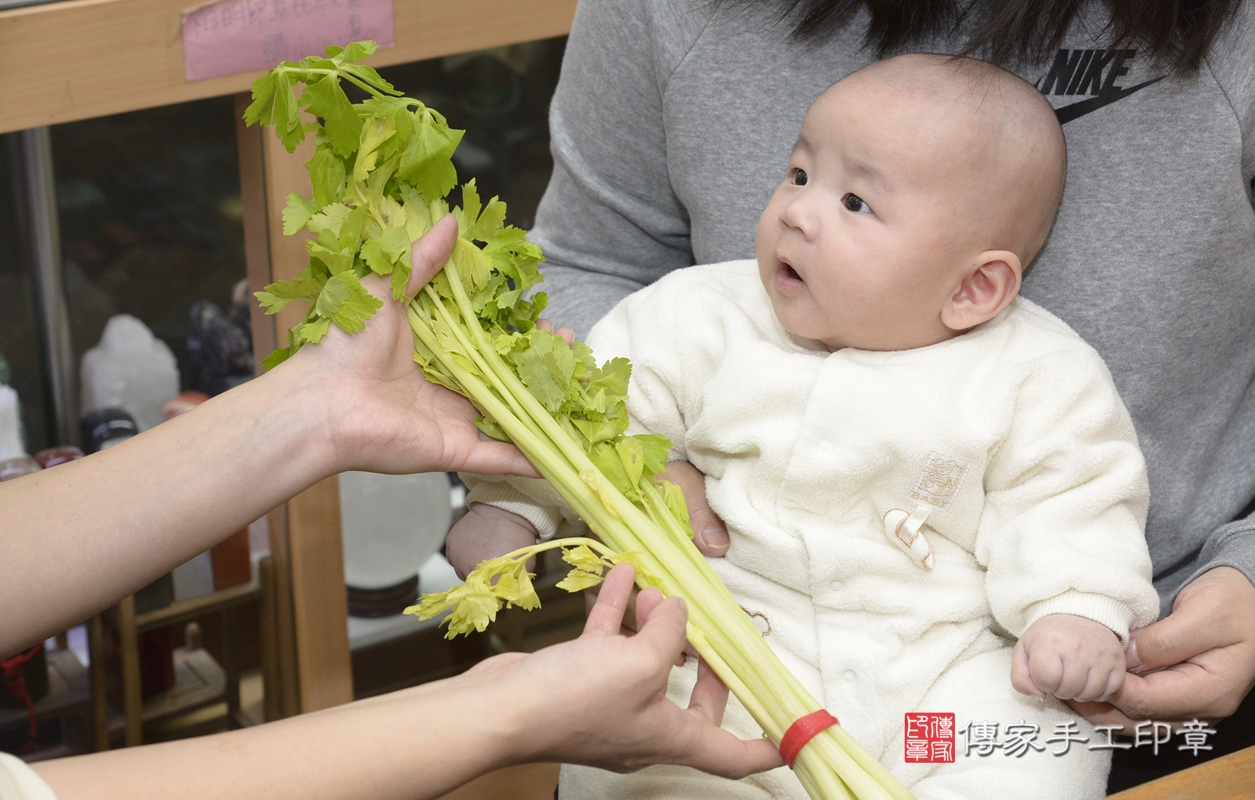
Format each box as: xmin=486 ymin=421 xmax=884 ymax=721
xmin=528 ymin=0 xmax=710 ymax=337
xmin=0 ymin=216 xmax=534 ymax=657
xmin=1113 ymin=518 xmax=1255 ymax=726
xmin=1069 ymin=565 xmax=1255 ymax=731
xmin=1063 ymin=15 xmax=1255 ymax=729
xmin=32 ymin=564 xmax=783 ymax=800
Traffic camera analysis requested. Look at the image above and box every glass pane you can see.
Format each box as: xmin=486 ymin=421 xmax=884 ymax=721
xmin=0 ymin=137 xmax=53 ymax=454
xmin=345 ymin=38 xmax=584 ymax=692
xmin=376 ymin=38 xmax=566 ymax=229
xmin=50 ymin=96 xmax=249 ymax=398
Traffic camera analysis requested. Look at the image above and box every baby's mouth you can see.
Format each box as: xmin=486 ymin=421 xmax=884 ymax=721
xmin=779 ymin=259 xmax=803 ymax=284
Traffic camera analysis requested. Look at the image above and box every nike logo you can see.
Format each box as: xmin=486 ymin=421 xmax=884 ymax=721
xmin=1054 ymin=77 xmax=1166 ymax=124
xmin=1035 ymin=48 xmax=1165 ymax=124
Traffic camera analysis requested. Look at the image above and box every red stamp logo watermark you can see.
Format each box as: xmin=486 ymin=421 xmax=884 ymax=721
xmin=905 ymin=713 xmax=956 ymax=763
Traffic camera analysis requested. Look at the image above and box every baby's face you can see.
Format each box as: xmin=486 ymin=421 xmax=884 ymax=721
xmin=756 ymin=80 xmax=989 ymax=352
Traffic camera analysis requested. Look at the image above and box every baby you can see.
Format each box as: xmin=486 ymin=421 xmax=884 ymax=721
xmin=448 ymin=54 xmax=1159 ymax=799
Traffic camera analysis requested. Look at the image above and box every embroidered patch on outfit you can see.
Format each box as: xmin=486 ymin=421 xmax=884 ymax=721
xmin=908 ymin=451 xmax=970 ymax=512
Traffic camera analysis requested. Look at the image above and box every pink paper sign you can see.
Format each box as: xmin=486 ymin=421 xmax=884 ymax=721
xmin=182 ymin=0 xmax=395 ymax=82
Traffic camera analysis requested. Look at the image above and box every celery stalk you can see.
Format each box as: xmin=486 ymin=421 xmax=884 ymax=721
xmin=247 ymin=40 xmax=915 ymax=800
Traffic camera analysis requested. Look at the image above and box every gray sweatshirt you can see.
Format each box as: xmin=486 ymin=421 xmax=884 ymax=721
xmin=528 ymin=0 xmax=1255 ymax=615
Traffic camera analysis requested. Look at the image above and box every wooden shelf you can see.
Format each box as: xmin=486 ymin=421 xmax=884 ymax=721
xmin=107 ymin=648 xmax=226 ymax=731
xmin=0 ymin=0 xmax=577 ymax=134
xmin=1110 ymin=745 xmax=1255 ymax=799
xmin=134 ymin=578 xmax=261 ymax=634
xmin=107 ymin=556 xmax=275 ymax=746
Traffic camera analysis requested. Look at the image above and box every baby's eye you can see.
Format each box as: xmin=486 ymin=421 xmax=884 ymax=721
xmin=790 ymin=169 xmax=808 ymax=186
xmin=842 ymin=193 xmax=872 ymax=214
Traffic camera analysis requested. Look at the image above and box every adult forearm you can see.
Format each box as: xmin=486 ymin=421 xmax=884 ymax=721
xmin=1169 ymin=519 xmax=1255 ymax=611
xmin=0 ymin=356 xmax=335 ymax=656
xmin=32 ymin=564 xmax=784 ymax=797
xmin=33 ymin=671 xmax=527 ymax=800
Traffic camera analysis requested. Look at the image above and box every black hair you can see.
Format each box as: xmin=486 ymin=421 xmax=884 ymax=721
xmin=717 ymin=0 xmax=1244 ymax=75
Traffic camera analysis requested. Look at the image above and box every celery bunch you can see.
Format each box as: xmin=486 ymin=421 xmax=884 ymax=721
xmin=246 ymin=42 xmax=914 ymax=800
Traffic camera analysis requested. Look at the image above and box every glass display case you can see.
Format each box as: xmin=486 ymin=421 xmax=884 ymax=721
xmin=51 ymin=97 xmax=250 ymax=397
xmin=1 ymin=6 xmax=579 ymax=766
xmin=342 ymin=38 xmax=586 ymax=694
xmin=0 ymin=138 xmax=53 ymax=454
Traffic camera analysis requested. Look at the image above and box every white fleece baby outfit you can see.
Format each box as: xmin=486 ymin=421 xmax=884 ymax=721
xmin=467 ymin=260 xmax=1160 ymax=799
xmin=0 ymin=754 xmax=58 ymax=800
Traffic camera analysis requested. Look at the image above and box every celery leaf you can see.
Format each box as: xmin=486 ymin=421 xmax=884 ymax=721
xmin=306 ymin=149 xmax=347 ymax=209
xmin=282 ymin=193 xmax=317 ymax=235
xmin=301 ymin=75 xmax=361 ymax=158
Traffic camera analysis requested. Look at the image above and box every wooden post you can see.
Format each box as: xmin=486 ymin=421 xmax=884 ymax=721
xmin=287 ymin=476 xmax=352 ymax=711
xmin=87 ymin=614 xmax=109 ymax=751
xmin=258 ymin=556 xmax=282 ymax=723
xmin=116 ymin=595 xmax=143 ymax=746
xmin=236 ymin=95 xmax=301 ymax=718
xmin=235 ymin=95 xmax=354 ymax=713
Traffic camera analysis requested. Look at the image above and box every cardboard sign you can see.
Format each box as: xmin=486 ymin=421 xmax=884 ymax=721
xmin=182 ymin=0 xmax=395 ymax=82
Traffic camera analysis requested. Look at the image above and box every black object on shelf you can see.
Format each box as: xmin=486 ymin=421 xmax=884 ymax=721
xmin=78 ymin=407 xmax=138 ymax=454
xmin=347 ymin=576 xmax=420 ymax=619
xmin=186 ymin=299 xmax=252 ymax=397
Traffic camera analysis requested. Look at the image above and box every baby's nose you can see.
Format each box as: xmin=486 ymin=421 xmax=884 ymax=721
xmin=780 ymin=197 xmax=817 ymax=237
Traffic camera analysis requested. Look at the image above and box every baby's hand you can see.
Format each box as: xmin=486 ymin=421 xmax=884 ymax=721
xmin=1011 ymin=614 xmax=1126 ymax=703
xmin=445 ymin=503 xmax=540 ymax=580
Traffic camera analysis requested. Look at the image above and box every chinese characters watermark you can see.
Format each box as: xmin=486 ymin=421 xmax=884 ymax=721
xmin=905 ymin=714 xmax=1219 ymax=762
xmin=904 ymin=713 xmax=955 ymax=763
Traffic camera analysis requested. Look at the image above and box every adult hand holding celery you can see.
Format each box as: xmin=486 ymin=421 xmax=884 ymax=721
xmin=245 ymin=41 xmax=913 ymax=800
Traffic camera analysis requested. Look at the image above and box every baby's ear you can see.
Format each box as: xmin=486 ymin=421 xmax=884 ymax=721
xmin=941 ymin=251 xmax=1022 ymax=333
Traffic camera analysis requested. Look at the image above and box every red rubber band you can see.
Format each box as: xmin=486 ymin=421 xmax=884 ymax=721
xmin=779 ymin=709 xmax=839 ymax=769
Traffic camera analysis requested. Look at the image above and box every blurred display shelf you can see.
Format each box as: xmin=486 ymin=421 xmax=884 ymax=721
xmin=107 ymin=556 xmax=275 ymax=746
xmin=108 ymin=647 xmax=226 ymax=732
xmin=0 ymin=649 xmax=90 ymax=732
xmin=1 ymin=0 xmax=577 ymax=718
xmin=134 ymin=577 xmax=261 ymax=633
xmin=347 ymin=553 xmax=460 ymax=651
xmin=1 ymin=648 xmax=95 ymax=761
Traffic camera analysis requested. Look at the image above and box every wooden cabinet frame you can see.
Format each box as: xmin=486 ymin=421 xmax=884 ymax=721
xmin=0 ymin=0 xmax=577 ymax=134
xmin=2 ymin=0 xmax=576 ymax=714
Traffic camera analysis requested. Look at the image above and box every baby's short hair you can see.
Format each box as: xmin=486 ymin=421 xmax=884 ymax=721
xmin=844 ymin=54 xmax=1067 ymax=269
